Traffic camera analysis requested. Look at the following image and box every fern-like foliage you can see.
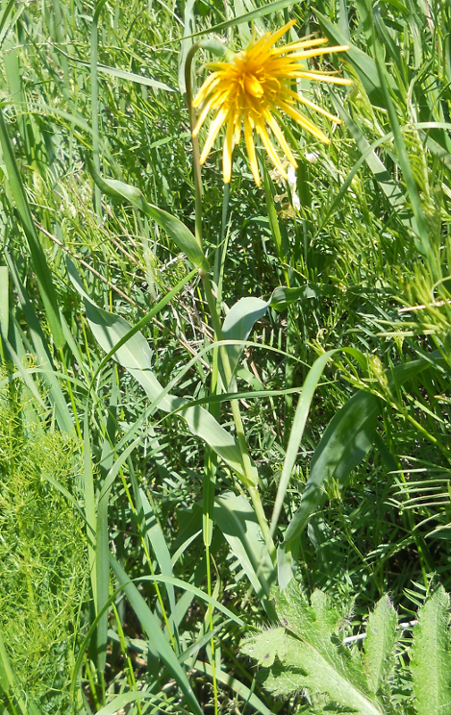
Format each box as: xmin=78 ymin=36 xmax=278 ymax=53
xmin=241 ymin=582 xmax=451 ymax=715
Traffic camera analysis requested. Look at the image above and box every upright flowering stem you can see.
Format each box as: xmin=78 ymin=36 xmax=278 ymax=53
xmin=201 ymin=270 xmax=276 ymax=561
xmin=185 ymin=42 xmax=204 ymax=249
xmin=185 ymin=45 xmax=276 ymax=563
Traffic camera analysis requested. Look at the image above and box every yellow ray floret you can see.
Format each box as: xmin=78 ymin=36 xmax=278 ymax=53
xmin=192 ymin=20 xmax=351 ymax=186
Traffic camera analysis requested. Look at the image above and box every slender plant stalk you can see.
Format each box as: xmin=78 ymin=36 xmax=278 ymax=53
xmin=185 ymin=41 xmax=219 ymax=714
xmin=185 ymin=42 xmax=275 ymax=563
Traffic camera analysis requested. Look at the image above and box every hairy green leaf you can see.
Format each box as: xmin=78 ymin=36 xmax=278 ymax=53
xmin=411 ymin=586 xmax=451 ymax=715
xmin=243 ymin=582 xmax=385 ymax=714
xmin=364 ymin=595 xmax=398 ymax=698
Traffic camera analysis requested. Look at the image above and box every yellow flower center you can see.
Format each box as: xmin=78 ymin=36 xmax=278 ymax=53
xmin=192 ymin=20 xmax=351 ymax=186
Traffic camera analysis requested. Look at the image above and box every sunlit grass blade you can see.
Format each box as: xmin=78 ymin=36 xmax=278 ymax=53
xmin=110 ymin=556 xmax=203 ymax=715
xmin=214 ymin=491 xmax=276 ymax=616
xmin=4 ymin=249 xmax=73 ymax=433
xmin=0 ymin=111 xmax=65 ymax=349
xmin=374 ymin=37 xmax=438 ymax=276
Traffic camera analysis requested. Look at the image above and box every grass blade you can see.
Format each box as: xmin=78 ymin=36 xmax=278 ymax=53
xmin=0 ymin=111 xmax=65 ymax=349
xmin=110 ymin=556 xmax=203 ymax=715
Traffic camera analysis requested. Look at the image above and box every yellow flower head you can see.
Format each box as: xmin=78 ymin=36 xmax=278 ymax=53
xmin=192 ymin=20 xmax=351 ymax=186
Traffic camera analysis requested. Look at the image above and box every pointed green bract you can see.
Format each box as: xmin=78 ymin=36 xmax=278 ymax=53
xmin=411 ymin=587 xmax=451 ymax=715
xmin=364 ymin=595 xmax=398 ymax=697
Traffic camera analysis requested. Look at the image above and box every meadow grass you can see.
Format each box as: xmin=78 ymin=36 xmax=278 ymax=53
xmin=0 ymin=0 xmax=451 ymax=713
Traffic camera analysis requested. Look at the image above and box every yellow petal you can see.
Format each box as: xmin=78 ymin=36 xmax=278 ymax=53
xmin=199 ymin=107 xmax=229 ymax=164
xmin=263 ymin=110 xmax=297 ymax=167
xmin=278 ymin=99 xmax=330 ymax=143
xmin=234 ymin=107 xmax=242 ymax=145
xmin=256 ymin=120 xmax=288 ymax=178
xmin=259 ymin=19 xmax=297 ymax=52
xmin=282 ymin=88 xmax=342 ymax=122
xmin=244 ymin=114 xmax=260 ymax=185
xmin=244 ymin=74 xmax=264 ymax=98
xmin=192 ymin=95 xmax=218 ymax=137
xmin=272 ymin=37 xmax=328 ymax=54
xmin=193 ymin=72 xmax=222 ymax=107
xmin=296 ymin=71 xmax=352 ymax=85
xmin=288 ymin=44 xmax=350 ymax=61
xmin=223 ymin=112 xmax=235 ymax=183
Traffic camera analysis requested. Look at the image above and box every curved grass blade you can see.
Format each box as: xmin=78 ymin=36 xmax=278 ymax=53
xmin=214 ymin=491 xmax=276 ymax=615
xmin=284 ymin=389 xmax=380 ymax=545
xmin=110 ymin=557 xmax=203 ymax=715
xmin=68 ymin=261 xmax=247 ymax=479
xmin=5 ymin=250 xmax=73 ymax=433
xmin=94 ymin=691 xmax=162 ymax=715
xmin=270 ymin=349 xmax=365 ymax=541
xmin=88 ymin=166 xmax=208 ymax=268
xmin=315 ymin=10 xmax=397 ymax=106
xmin=284 ymin=354 xmax=442 ymax=545
xmin=170 ymin=0 xmax=309 ymax=45
xmin=0 ymin=111 xmax=64 ymax=349
xmin=222 ymin=296 xmax=269 ymax=384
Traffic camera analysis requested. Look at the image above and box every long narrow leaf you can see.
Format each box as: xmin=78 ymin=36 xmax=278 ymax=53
xmin=110 ymin=556 xmax=203 ymax=715
xmin=0 ymin=111 xmax=64 ymax=348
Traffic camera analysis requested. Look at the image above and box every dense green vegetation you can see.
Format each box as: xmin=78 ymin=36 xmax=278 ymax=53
xmin=1 ymin=0 xmax=451 ymax=712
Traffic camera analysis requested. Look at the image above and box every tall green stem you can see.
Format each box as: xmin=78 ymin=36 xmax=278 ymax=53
xmin=201 ymin=270 xmax=275 ymax=561
xmin=184 ymin=42 xmax=203 ymax=249
xmin=185 ymin=41 xmax=276 ymax=566
xmin=185 ymin=42 xmax=219 ymax=714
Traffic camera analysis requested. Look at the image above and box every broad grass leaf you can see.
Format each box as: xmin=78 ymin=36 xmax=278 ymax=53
xmin=94 ymin=691 xmax=160 ymax=715
xmin=315 ymin=11 xmax=397 ymax=107
xmin=271 ymin=349 xmax=350 ymax=544
xmin=178 ymin=0 xmax=196 ymax=94
xmin=68 ymin=262 xmax=247 ymax=479
xmin=331 ymin=96 xmax=405 ymax=215
xmin=138 ymin=488 xmax=177 ymax=628
xmin=135 ymin=575 xmax=245 ymax=627
xmin=213 ymin=491 xmax=276 ymax=614
xmin=86 ymin=301 xmax=246 ymax=478
xmin=284 ymin=390 xmax=380 ymax=544
xmin=282 ymin=351 xmax=442 ymax=544
xmin=110 ymin=557 xmax=203 ymax=715
xmin=94 ymin=62 xmax=174 ymax=91
xmin=181 ymin=0 xmax=311 ymax=42
xmin=88 ymin=165 xmax=208 ymax=269
xmin=0 ymin=111 xmax=65 ymax=349
xmin=5 ymin=251 xmax=73 ymax=434
xmin=222 ymin=296 xmax=268 ymax=383
xmin=0 ymin=0 xmax=24 ymax=50
xmin=411 ymin=586 xmax=451 ymax=715
xmin=96 ymin=434 xmax=141 ymax=670
xmin=269 ymin=285 xmax=314 ymax=312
